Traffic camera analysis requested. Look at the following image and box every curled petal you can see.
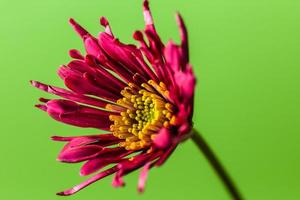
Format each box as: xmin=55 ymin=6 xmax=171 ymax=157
xmin=100 ymin=16 xmax=114 ymax=36
xmin=112 ymin=169 xmax=125 ymax=187
xmin=153 ymin=128 xmax=172 ymax=149
xmin=173 ymin=65 xmax=196 ymax=104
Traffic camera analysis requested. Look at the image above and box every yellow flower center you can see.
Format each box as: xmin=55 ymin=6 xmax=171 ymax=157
xmin=106 ymin=80 xmax=175 ymax=150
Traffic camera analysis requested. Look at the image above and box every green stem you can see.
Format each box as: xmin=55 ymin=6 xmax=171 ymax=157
xmin=191 ymin=128 xmax=243 ymax=200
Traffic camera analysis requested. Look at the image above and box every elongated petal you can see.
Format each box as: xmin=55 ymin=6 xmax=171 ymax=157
xmin=80 ymin=157 xmax=121 ymax=176
xmin=51 ymin=134 xmax=119 ymax=145
xmin=69 ymin=18 xmax=89 ymax=38
xmin=155 ymin=145 xmax=177 ymax=166
xmin=57 ymin=166 xmax=119 ymax=196
xmin=138 ymin=162 xmax=151 ymax=193
xmin=164 ymin=41 xmax=181 ymax=72
xmin=113 ymin=151 xmax=161 ymax=187
xmin=176 ymin=13 xmax=189 ymax=65
xmin=30 ymin=80 xmax=108 ymax=108
xmin=64 ymin=73 xmax=120 ymax=101
xmin=44 ymin=99 xmax=111 ymax=130
xmin=58 ymin=145 xmax=103 ymax=163
xmin=98 ymin=33 xmax=149 ymax=79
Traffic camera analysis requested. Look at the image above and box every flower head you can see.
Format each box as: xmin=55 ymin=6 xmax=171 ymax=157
xmin=31 ymin=0 xmax=195 ymax=195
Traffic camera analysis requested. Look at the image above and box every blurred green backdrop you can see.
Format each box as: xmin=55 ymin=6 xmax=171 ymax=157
xmin=1 ymin=0 xmax=300 ymax=199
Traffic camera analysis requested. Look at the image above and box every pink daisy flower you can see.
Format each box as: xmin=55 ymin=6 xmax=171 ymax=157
xmin=32 ymin=0 xmax=195 ymax=195
xmin=31 ymin=1 xmax=243 ymax=199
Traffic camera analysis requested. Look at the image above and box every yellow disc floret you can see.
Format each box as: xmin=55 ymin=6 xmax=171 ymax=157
xmin=106 ymin=80 xmax=174 ymax=150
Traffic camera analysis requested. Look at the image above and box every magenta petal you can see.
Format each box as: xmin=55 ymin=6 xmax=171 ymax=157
xmin=138 ymin=162 xmax=151 ymax=193
xmin=57 ymin=166 xmax=119 ymax=196
xmin=175 ymin=13 xmax=189 ymax=65
xmin=58 ymin=145 xmax=103 ymax=163
xmin=80 ymin=157 xmax=119 ymax=176
xmin=173 ymin=65 xmax=196 ymax=104
xmin=67 ymin=137 xmax=99 ymax=147
xmin=45 ymin=99 xmax=111 ymax=130
xmin=80 ymin=148 xmax=131 ymax=176
xmin=64 ymin=74 xmax=120 ymax=101
xmin=84 ymin=37 xmax=102 ymax=57
xmin=30 ymin=80 xmax=108 ymax=108
xmin=51 ymin=134 xmax=116 ymax=142
xmin=155 ymin=145 xmax=177 ymax=166
xmin=164 ymin=41 xmax=181 ymax=72
xmin=69 ymin=49 xmax=84 ymax=60
xmin=100 ymin=16 xmax=114 ymax=36
xmin=69 ymin=18 xmax=89 ymax=38
xmin=112 ymin=169 xmax=125 ymax=187
xmin=98 ymin=33 xmax=143 ymax=74
xmin=153 ymin=128 xmax=172 ymax=149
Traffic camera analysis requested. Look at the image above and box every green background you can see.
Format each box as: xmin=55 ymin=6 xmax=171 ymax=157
xmin=1 ymin=0 xmax=299 ymax=199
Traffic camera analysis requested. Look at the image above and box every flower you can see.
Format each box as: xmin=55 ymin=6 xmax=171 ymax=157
xmin=31 ymin=0 xmax=196 ymax=196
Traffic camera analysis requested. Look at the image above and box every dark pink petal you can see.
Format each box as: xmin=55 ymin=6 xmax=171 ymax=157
xmin=153 ymin=128 xmax=172 ymax=149
xmin=100 ymin=16 xmax=114 ymax=36
xmin=98 ymin=33 xmax=149 ymax=79
xmin=44 ymin=99 xmax=111 ymax=130
xmin=52 ymin=134 xmax=115 ymax=142
xmin=57 ymin=65 xmax=81 ymax=80
xmin=35 ymin=104 xmax=47 ymax=111
xmin=67 ymin=59 xmax=122 ymax=93
xmin=85 ymin=55 xmax=127 ymax=89
xmin=69 ymin=49 xmax=84 ymax=60
xmin=133 ymin=30 xmax=156 ymax=65
xmin=64 ymin=73 xmax=121 ymax=101
xmin=164 ymin=41 xmax=181 ymax=72
xmin=52 ymin=134 xmax=121 ymax=147
xmin=176 ymin=13 xmax=189 ymax=65
xmin=97 ymin=54 xmax=133 ymax=83
xmin=67 ymin=137 xmax=99 ymax=147
xmin=84 ymin=37 xmax=103 ymax=58
xmin=132 ymin=73 xmax=148 ymax=86
xmin=138 ymin=162 xmax=151 ymax=193
xmin=155 ymin=145 xmax=177 ymax=166
xmin=112 ymin=169 xmax=125 ymax=187
xmin=30 ymin=80 xmax=108 ymax=108
xmin=173 ymin=65 xmax=196 ymax=104
xmin=113 ymin=151 xmax=161 ymax=187
xmin=95 ymin=147 xmax=130 ymax=159
xmin=57 ymin=166 xmax=119 ymax=196
xmin=69 ymin=18 xmax=89 ymax=38
xmin=80 ymin=157 xmax=121 ymax=176
xmin=58 ymin=145 xmax=103 ymax=163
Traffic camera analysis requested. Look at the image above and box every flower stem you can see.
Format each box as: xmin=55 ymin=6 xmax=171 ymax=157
xmin=191 ymin=128 xmax=243 ymax=200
